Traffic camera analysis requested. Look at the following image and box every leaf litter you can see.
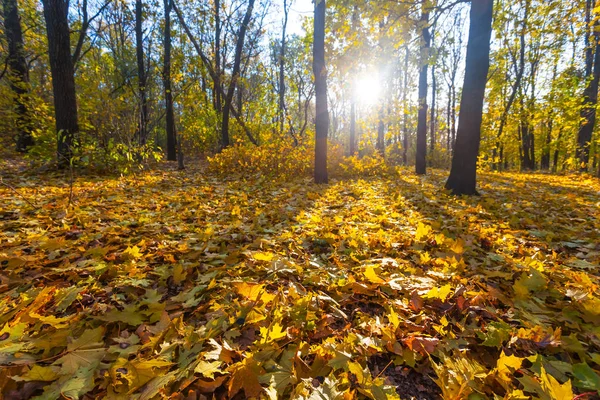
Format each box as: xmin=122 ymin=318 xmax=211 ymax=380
xmin=0 ymin=167 xmax=599 ymax=399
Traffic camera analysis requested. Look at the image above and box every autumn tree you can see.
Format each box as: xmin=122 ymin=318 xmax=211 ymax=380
xmin=445 ymin=0 xmax=493 ymax=195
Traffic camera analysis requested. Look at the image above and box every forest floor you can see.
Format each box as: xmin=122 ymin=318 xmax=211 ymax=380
xmin=1 ymin=164 xmax=600 ymax=399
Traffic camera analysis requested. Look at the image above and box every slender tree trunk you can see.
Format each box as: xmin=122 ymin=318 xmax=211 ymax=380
xmin=445 ymin=0 xmax=493 ymax=195
xmin=163 ymin=0 xmax=176 ymax=160
xmin=416 ymin=2 xmax=430 ymax=175
xmin=430 ymin=27 xmax=436 ymax=157
xmin=402 ymin=44 xmax=409 ymax=165
xmin=313 ymin=0 xmax=328 ymax=183
xmin=3 ymin=0 xmax=33 ymax=152
xmin=552 ymin=128 xmax=562 ymax=172
xmin=214 ymin=0 xmax=221 ymax=113
xmin=577 ymin=3 xmax=600 ymax=171
xmin=492 ymin=0 xmax=528 ymax=170
xmin=221 ymin=0 xmax=255 ymax=149
xmin=377 ymin=105 xmax=385 ymax=156
xmin=350 ymin=100 xmax=356 ymax=155
xmin=135 ymin=0 xmax=148 ymax=146
xmin=279 ymin=0 xmax=289 ymax=135
xmin=41 ymin=0 xmax=79 ymax=169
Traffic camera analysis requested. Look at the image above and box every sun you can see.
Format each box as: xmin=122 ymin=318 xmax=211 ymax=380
xmin=353 ymin=75 xmax=381 ymax=107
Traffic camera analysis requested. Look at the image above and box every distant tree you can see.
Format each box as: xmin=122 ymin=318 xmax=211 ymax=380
xmin=445 ymin=0 xmax=493 ymax=195
xmin=41 ymin=0 xmax=79 ymax=168
xmin=314 ymin=0 xmax=328 ymax=183
xmin=3 ymin=0 xmax=33 ymax=152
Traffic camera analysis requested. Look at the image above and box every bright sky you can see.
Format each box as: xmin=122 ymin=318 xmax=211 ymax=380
xmin=280 ymin=0 xmax=313 ymax=36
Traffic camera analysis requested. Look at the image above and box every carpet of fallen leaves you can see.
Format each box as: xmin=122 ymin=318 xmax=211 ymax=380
xmin=1 ymin=166 xmax=600 ymax=400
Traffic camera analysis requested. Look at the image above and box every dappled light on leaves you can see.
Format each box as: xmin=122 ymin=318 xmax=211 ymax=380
xmin=0 ymin=167 xmax=599 ymax=399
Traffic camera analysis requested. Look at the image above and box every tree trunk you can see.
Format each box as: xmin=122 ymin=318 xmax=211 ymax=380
xmin=402 ymin=44 xmax=409 ymax=165
xmin=377 ymin=104 xmax=385 ymax=156
xmin=279 ymin=0 xmax=289 ymax=135
xmin=350 ymin=100 xmax=356 ymax=155
xmin=164 ymin=0 xmax=176 ymax=160
xmin=577 ymin=3 xmax=600 ymax=172
xmin=42 ymin=0 xmax=79 ymax=169
xmin=415 ymin=2 xmax=430 ymax=175
xmin=445 ymin=0 xmax=493 ymax=195
xmin=492 ymin=0 xmax=528 ymax=170
xmin=214 ymin=0 xmax=221 ymax=113
xmin=220 ymin=0 xmax=255 ymax=149
xmin=313 ymin=0 xmax=328 ymax=184
xmin=3 ymin=0 xmax=33 ymax=152
xmin=135 ymin=0 xmax=148 ymax=146
xmin=429 ymin=27 xmax=436 ymax=157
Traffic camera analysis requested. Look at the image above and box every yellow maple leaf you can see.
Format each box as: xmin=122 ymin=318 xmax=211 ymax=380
xmin=228 ymin=356 xmax=264 ymax=398
xmin=123 ymin=246 xmax=142 ymax=259
xmin=253 ymin=252 xmax=275 ymax=262
xmin=540 ymin=366 xmax=573 ymax=400
xmin=233 ymin=282 xmax=276 ymax=304
xmin=424 ymin=284 xmax=453 ymax=302
xmin=364 ymin=266 xmax=385 ymax=284
xmin=415 ymin=222 xmax=432 ymax=241
xmin=495 ymin=351 xmax=522 ymax=385
xmin=194 ymin=360 xmax=223 ymax=379
xmin=260 ymin=323 xmax=288 ymax=344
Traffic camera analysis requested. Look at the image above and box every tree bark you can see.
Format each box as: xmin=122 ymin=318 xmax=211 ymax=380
xmin=415 ymin=2 xmax=430 ymax=175
xmin=214 ymin=0 xmax=222 ymax=114
xmin=42 ymin=0 xmax=79 ymax=169
xmin=3 ymin=0 xmax=33 ymax=152
xmin=430 ymin=27 xmax=436 ymax=156
xmin=313 ymin=0 xmax=328 ymax=183
xmin=220 ymin=0 xmax=255 ymax=149
xmin=279 ymin=0 xmax=289 ymax=135
xmin=577 ymin=1 xmax=600 ymax=172
xmin=492 ymin=0 xmax=528 ymax=170
xmin=164 ymin=0 xmax=176 ymax=160
xmin=135 ymin=0 xmax=148 ymax=146
xmin=402 ymin=44 xmax=409 ymax=165
xmin=445 ymin=0 xmax=493 ymax=195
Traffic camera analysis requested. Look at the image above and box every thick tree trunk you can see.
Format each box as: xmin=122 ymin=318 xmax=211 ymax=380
xmin=577 ymin=6 xmax=600 ymax=171
xmin=135 ymin=0 xmax=148 ymax=146
xmin=415 ymin=3 xmax=430 ymax=175
xmin=42 ymin=0 xmax=79 ymax=169
xmin=220 ymin=0 xmax=255 ymax=149
xmin=164 ymin=0 xmax=176 ymax=160
xmin=445 ymin=0 xmax=493 ymax=195
xmin=3 ymin=0 xmax=33 ymax=152
xmin=313 ymin=0 xmax=328 ymax=183
xmin=402 ymin=45 xmax=409 ymax=165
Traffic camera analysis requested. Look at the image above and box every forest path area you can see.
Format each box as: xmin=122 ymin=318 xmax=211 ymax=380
xmin=0 ymin=167 xmax=599 ymax=399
